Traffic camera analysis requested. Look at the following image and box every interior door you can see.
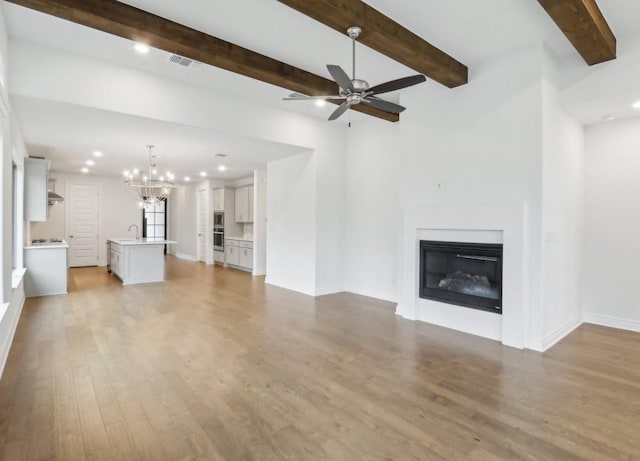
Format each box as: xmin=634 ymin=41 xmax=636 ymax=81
xmin=197 ymin=188 xmax=207 ymax=262
xmin=68 ymin=183 xmax=99 ymax=267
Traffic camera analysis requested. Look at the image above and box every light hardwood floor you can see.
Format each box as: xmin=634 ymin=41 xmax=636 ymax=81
xmin=1 ymin=256 xmax=639 ymax=460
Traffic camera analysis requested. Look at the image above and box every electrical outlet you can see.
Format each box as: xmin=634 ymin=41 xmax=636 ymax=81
xmin=436 ymin=180 xmax=448 ymax=191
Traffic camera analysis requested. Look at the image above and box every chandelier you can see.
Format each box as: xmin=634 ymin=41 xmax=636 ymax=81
xmin=123 ymin=145 xmax=175 ymax=207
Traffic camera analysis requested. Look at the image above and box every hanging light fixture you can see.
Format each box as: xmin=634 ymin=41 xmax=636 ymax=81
xmin=123 ymin=145 xmax=175 ymax=207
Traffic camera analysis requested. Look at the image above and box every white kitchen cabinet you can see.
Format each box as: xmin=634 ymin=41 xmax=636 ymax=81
xmin=225 ymin=238 xmax=252 ymax=272
xmin=24 ymin=157 xmax=49 ymax=222
xmin=110 ymin=243 xmax=123 ymax=279
xmin=234 ymin=186 xmax=253 ymax=223
xmin=213 ymin=188 xmax=225 ymax=211
xmin=225 ymin=242 xmax=239 ymax=266
xmin=239 ymin=247 xmax=253 ymax=270
xmin=24 ymin=244 xmax=68 ymax=297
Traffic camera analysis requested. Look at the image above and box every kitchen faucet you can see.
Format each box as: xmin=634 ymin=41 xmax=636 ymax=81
xmin=128 ymin=224 xmax=139 ymax=240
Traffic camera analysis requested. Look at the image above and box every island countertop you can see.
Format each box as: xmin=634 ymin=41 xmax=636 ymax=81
xmin=107 ymin=238 xmax=177 ymax=246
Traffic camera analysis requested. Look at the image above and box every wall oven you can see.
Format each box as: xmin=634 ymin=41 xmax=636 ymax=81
xmin=214 ymin=211 xmax=224 ymax=227
xmin=213 ymin=230 xmax=224 ymax=251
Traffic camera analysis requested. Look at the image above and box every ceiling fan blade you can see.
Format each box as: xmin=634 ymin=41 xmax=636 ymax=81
xmin=328 ymin=101 xmax=350 ymax=121
xmin=283 ymin=94 xmax=344 ymax=101
xmin=363 ymin=96 xmax=406 ymax=114
xmin=368 ymin=75 xmax=426 ymax=95
xmin=327 ymin=65 xmax=355 ymax=92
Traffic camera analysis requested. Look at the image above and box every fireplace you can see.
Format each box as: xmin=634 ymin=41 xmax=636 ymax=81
xmin=419 ymin=240 xmax=503 ymax=314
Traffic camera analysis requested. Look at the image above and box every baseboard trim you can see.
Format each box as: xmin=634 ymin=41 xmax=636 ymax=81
xmin=265 ymin=276 xmax=315 ymax=297
xmin=346 ymin=285 xmax=397 ymax=304
xmin=527 ymin=315 xmax=583 ymax=352
xmin=174 ymin=252 xmax=197 ymax=262
xmin=394 ymin=303 xmax=417 ymax=320
xmin=582 ymin=312 xmax=640 ymax=333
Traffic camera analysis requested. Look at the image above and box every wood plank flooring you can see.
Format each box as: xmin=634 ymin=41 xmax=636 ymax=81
xmin=1 ymin=256 xmax=639 ymax=460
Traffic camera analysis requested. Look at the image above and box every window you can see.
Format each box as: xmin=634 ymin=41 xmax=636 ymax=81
xmin=12 ymin=162 xmax=17 ymax=269
xmin=142 ymin=199 xmax=167 ymax=252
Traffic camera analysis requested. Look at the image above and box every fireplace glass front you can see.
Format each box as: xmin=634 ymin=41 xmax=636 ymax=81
xmin=419 ymin=240 xmax=503 ymax=314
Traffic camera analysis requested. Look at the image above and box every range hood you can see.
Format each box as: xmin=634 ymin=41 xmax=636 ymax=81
xmin=48 ymin=190 xmax=64 ymax=204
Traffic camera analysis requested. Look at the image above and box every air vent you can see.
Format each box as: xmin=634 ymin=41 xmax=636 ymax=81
xmin=168 ymin=54 xmax=200 ymax=67
xmin=214 ymin=153 xmax=228 ymax=158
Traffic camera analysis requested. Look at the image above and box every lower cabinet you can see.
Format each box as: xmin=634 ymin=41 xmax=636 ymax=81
xmin=224 ymin=239 xmax=253 ymax=272
xmin=110 ymin=243 xmax=123 ymax=279
xmin=239 ymin=247 xmax=253 ymax=269
xmin=225 ymin=244 xmax=239 ymax=266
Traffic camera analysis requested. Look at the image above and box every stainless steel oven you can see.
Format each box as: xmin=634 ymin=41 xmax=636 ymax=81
xmin=213 ymin=230 xmax=224 ymax=251
xmin=214 ymin=211 xmax=224 ymax=227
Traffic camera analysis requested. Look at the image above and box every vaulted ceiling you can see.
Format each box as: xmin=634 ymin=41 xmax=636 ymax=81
xmin=4 ymin=0 xmax=640 ymax=178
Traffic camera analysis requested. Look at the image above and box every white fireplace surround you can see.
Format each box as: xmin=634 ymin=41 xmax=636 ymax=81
xmin=396 ymin=201 xmax=530 ymax=349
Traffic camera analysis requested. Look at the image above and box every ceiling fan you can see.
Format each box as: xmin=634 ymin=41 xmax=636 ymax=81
xmin=284 ymin=26 xmax=427 ymax=121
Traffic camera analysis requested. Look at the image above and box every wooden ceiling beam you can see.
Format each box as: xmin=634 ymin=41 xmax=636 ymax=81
xmin=277 ymin=0 xmax=468 ymax=88
xmin=6 ymin=0 xmax=398 ymax=122
xmin=537 ymin=0 xmax=616 ymax=65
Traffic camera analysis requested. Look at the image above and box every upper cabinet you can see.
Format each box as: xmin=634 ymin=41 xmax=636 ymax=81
xmin=235 ymin=185 xmax=254 ymax=223
xmin=24 ymin=158 xmax=49 ymax=222
xmin=213 ymin=188 xmax=225 ymax=211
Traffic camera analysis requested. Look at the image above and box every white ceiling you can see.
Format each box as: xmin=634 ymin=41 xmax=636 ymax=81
xmin=5 ymin=0 xmax=640 ymax=176
xmin=11 ymin=96 xmax=308 ymax=181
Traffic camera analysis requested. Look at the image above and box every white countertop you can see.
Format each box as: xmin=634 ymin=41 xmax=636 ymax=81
xmin=225 ymin=236 xmax=253 ymax=242
xmin=108 ymin=238 xmax=177 ymax=246
xmin=24 ymin=241 xmax=69 ymax=249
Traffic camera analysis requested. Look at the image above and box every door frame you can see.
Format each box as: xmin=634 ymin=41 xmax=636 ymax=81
xmin=196 ymin=187 xmax=208 ymax=263
xmin=65 ymin=181 xmax=101 ymax=267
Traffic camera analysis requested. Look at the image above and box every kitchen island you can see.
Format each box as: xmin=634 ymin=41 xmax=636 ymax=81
xmin=107 ymin=238 xmax=177 ymax=285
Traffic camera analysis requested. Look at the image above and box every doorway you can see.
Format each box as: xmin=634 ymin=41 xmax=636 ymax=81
xmin=67 ymin=183 xmax=99 ymax=267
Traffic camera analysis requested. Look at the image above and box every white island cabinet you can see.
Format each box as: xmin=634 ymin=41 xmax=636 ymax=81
xmin=107 ymin=238 xmax=177 ymax=285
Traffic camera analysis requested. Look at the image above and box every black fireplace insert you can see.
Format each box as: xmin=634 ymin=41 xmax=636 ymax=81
xmin=419 ymin=240 xmax=503 ymax=314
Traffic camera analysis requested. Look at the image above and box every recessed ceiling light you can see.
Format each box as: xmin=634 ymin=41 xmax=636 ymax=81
xmin=218 ymin=165 xmax=226 ymax=172
xmin=93 ymin=150 xmax=103 ymax=157
xmin=184 ymin=176 xmax=191 ymax=182
xmin=81 ymin=167 xmax=89 ymax=173
xmin=200 ymin=171 xmax=207 ymax=177
xmin=133 ymin=43 xmax=150 ymax=54
xmin=632 ymin=100 xmax=640 ymax=110
xmin=86 ymin=159 xmax=95 ymax=166
xmin=603 ymin=114 xmax=615 ymax=121
xmin=315 ymin=100 xmax=327 ymax=107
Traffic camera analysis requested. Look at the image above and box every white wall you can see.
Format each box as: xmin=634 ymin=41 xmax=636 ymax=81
xmin=267 ymin=152 xmax=316 ymax=295
xmin=582 ymin=118 xmax=640 ymax=332
xmin=345 ymin=118 xmax=399 ymax=302
xmin=168 ymin=183 xmax=197 ymax=261
xmin=538 ymin=79 xmax=585 ymax=348
xmin=30 ymin=173 xmax=141 ymax=266
xmin=253 ymin=169 xmax=267 ymax=276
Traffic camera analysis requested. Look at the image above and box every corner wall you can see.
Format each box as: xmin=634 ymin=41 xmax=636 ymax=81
xmin=345 ymin=118 xmax=399 ymax=302
xmin=168 ymin=183 xmax=197 ymax=261
xmin=582 ymin=118 xmax=640 ymax=332
xmin=266 ymin=152 xmax=316 ymax=295
xmin=537 ymin=79 xmax=585 ymax=350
